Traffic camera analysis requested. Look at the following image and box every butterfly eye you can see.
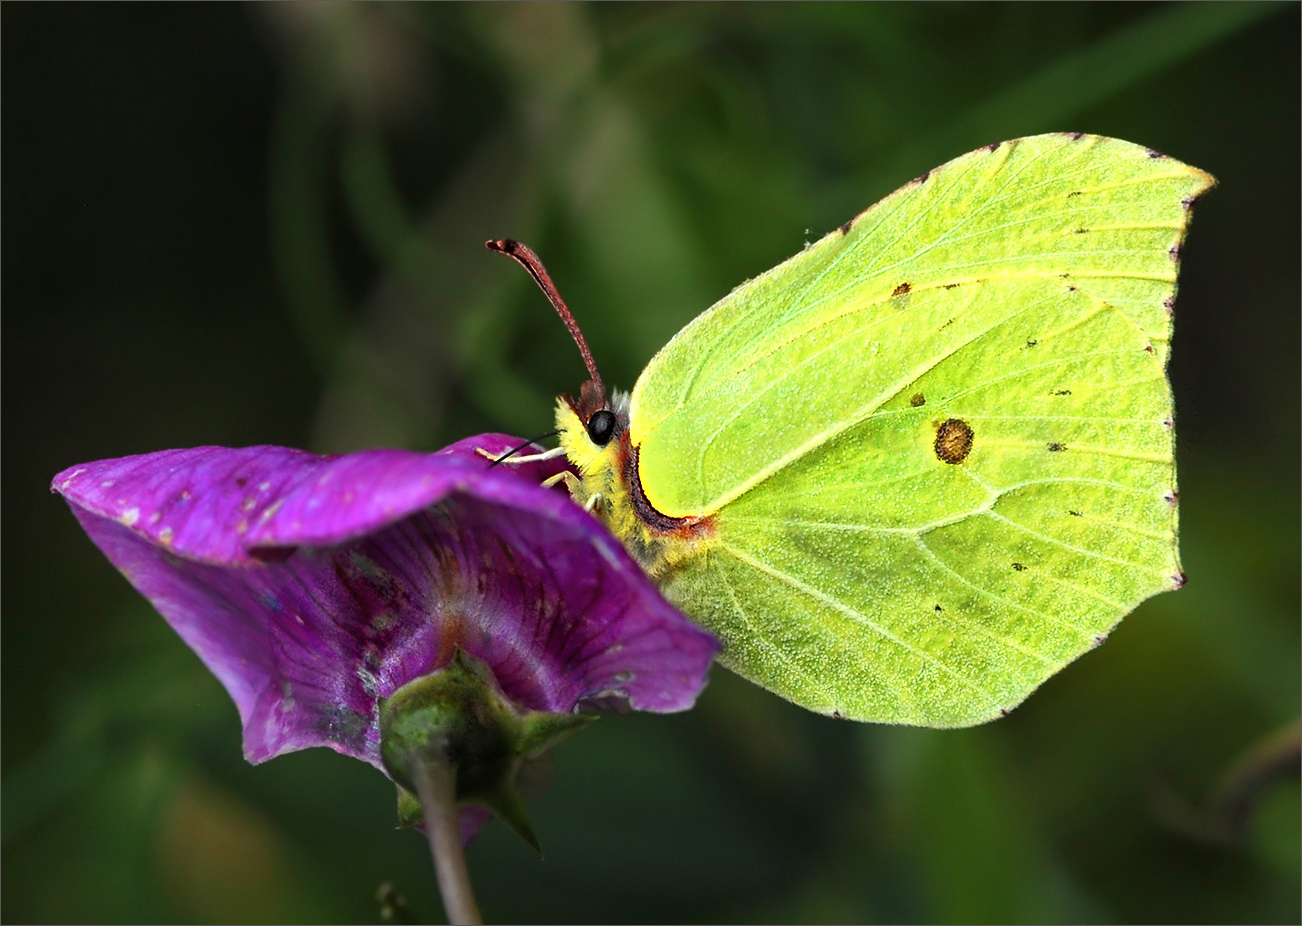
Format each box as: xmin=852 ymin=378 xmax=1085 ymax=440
xmin=586 ymin=409 xmax=617 ymax=446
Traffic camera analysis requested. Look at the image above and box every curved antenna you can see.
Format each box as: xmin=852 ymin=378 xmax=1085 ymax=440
xmin=486 ymin=239 xmax=605 ymax=401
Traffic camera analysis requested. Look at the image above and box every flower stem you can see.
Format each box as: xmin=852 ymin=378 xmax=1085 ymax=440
xmin=411 ymin=751 xmax=483 ymax=925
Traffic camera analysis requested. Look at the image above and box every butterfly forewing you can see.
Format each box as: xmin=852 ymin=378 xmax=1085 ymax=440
xmin=632 ymin=134 xmax=1210 ymax=518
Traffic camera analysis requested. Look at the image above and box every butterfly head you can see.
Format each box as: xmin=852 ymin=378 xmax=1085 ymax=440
xmin=556 ymin=382 xmax=629 ymax=481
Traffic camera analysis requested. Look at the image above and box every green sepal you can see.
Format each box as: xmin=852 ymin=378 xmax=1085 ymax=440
xmin=378 ymin=648 xmax=595 ymax=853
xmin=395 ymin=785 xmax=423 ymax=829
xmin=519 ymin=709 xmax=594 ymax=758
xmin=480 ymin=780 xmax=541 ymax=854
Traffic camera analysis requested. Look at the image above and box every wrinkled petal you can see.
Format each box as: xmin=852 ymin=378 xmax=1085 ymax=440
xmin=52 ymin=435 xmax=565 ymax=566
xmin=54 ymin=435 xmax=719 ymax=771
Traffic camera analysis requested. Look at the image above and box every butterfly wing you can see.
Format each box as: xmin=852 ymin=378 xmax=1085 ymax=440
xmin=629 ymin=134 xmax=1213 ymax=725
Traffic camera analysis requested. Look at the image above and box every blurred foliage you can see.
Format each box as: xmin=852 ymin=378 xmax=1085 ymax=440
xmin=4 ymin=3 xmax=1298 ymax=923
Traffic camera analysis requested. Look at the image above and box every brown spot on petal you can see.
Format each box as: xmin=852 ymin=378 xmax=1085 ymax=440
xmin=934 ymin=419 xmax=974 ymax=464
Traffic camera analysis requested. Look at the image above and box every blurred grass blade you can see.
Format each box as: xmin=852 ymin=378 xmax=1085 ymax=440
xmin=340 ymin=131 xmax=444 ymax=304
xmin=852 ymin=1 xmax=1290 ymax=194
xmin=269 ymin=70 xmax=350 ymax=374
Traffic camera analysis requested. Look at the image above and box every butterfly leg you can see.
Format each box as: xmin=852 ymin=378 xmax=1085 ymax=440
xmin=474 ymin=445 xmax=569 ymax=465
xmin=540 ymin=470 xmax=604 ymax=513
xmin=541 ymin=470 xmax=580 ymax=492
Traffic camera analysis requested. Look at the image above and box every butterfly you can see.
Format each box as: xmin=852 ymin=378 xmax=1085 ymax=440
xmin=489 ymin=133 xmax=1214 ymax=726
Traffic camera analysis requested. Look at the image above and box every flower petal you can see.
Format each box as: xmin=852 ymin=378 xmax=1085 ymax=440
xmin=52 ymin=435 xmax=568 ymax=565
xmin=54 ymin=437 xmax=719 ymax=770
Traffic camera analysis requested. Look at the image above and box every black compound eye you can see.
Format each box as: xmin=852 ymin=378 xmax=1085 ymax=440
xmin=586 ymin=409 xmax=617 ymax=446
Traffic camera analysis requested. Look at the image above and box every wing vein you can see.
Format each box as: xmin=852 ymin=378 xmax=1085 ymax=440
xmin=722 ymin=543 xmax=998 ymax=703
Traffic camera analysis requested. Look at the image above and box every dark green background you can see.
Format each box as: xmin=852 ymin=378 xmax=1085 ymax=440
xmin=4 ymin=3 xmax=1298 ymax=922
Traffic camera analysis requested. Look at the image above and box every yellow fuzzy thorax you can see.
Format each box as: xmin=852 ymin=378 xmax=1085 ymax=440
xmin=555 ymin=396 xmax=702 ymax=580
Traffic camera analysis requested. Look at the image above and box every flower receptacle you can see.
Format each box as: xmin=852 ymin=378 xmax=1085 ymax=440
xmin=380 ymin=649 xmax=594 ymax=852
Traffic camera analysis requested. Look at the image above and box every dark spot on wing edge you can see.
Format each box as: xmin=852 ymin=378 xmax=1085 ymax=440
xmin=1047 ymin=442 xmax=1067 ymax=452
xmin=910 ymin=393 xmax=926 ymax=407
xmin=892 ymin=282 xmax=911 ymax=297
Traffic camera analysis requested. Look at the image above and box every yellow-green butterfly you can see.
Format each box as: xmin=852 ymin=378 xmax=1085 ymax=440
xmin=489 ymin=133 xmax=1214 ymax=727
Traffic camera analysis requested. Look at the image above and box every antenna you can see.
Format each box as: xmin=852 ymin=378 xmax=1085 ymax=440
xmin=486 ymin=239 xmax=605 ymax=401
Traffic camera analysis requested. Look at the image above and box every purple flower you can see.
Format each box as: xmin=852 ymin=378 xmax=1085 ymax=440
xmin=52 ymin=434 xmax=718 ymax=836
